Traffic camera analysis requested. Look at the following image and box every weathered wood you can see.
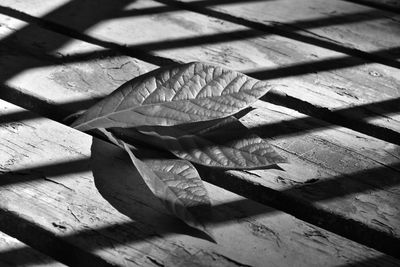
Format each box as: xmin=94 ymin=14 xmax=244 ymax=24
xmin=3 ymin=99 xmax=399 ymax=266
xmin=179 ymin=0 xmax=400 ymax=62
xmin=343 ymin=0 xmax=400 ymax=13
xmin=0 ymin=231 xmax=66 ymax=266
xmin=0 ymin=0 xmax=399 ymax=144
xmin=0 ymin=0 xmax=400 ymax=258
xmin=167 ymin=0 xmax=400 ymax=142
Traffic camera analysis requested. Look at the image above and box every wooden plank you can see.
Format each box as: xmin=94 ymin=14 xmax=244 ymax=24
xmin=0 ymin=0 xmax=399 ymax=145
xmin=163 ymin=0 xmax=400 ymax=143
xmin=342 ymin=0 xmax=400 ymax=13
xmin=179 ymin=0 xmax=400 ymax=61
xmin=0 ymin=0 xmax=400 ymax=257
xmin=0 ymin=231 xmax=66 ymax=266
xmin=3 ymin=99 xmax=399 ymax=266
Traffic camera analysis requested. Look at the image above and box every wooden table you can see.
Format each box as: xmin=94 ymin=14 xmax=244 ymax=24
xmin=0 ymin=0 xmax=399 ymax=265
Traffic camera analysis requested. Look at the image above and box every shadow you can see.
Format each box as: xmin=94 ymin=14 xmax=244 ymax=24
xmin=343 ymin=0 xmax=400 ymax=14
xmin=197 ymin=163 xmax=400 ymax=259
xmin=337 ymin=254 xmax=400 ymax=267
xmin=0 ymin=4 xmax=177 ymax=67
xmin=246 ymin=47 xmax=400 ymax=80
xmin=0 ymin=84 xmax=103 ymax=124
xmin=0 ymin=246 xmax=55 ymax=266
xmin=116 ymin=0 xmax=393 ymax=30
xmin=90 ymin=138 xmax=214 ymax=241
xmin=153 ymin=0 xmax=400 ymax=69
xmin=115 ymin=0 xmax=271 ymax=18
xmin=0 ymin=197 xmax=278 ymax=266
xmin=0 ymin=85 xmax=103 ymax=123
xmin=0 ymin=0 xmax=399 ymax=263
xmin=1 ymin=141 xmax=400 ymax=263
xmin=0 ymin=0 xmax=398 ymax=149
xmin=1 ymin=137 xmax=400 ymax=256
xmin=259 ymin=92 xmax=400 ymax=146
xmin=2 ymin=49 xmax=400 ymax=149
xmin=0 ymin=158 xmax=91 ymax=187
xmin=0 ymin=208 xmax=114 ymax=266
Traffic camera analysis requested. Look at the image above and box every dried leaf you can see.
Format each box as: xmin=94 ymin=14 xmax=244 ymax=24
xmin=98 ymin=129 xmax=214 ymax=238
xmin=72 ymin=62 xmax=272 ymax=131
xmin=112 ymin=117 xmax=287 ymax=170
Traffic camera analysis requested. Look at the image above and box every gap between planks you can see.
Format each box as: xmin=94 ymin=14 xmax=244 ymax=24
xmin=0 ymin=2 xmax=398 ymax=146
xmin=0 ymin=0 xmax=398 ymax=260
xmin=1 ymin=99 xmax=400 ymax=266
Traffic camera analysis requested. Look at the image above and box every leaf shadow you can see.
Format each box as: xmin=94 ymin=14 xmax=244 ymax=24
xmin=90 ymin=138 xmax=213 ymax=242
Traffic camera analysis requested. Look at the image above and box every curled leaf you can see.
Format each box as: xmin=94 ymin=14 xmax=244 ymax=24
xmin=72 ymin=62 xmax=272 ymax=131
xmin=112 ymin=117 xmax=287 ymax=170
xmin=98 ymin=129 xmax=214 ymax=239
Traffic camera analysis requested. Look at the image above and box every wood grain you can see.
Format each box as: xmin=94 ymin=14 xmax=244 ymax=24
xmin=0 ymin=0 xmax=399 ymax=260
xmin=0 ymin=231 xmax=65 ymax=266
xmin=0 ymin=0 xmax=399 ymax=143
xmin=3 ymin=99 xmax=399 ymax=266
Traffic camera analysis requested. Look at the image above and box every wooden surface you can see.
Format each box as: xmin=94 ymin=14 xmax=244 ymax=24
xmin=0 ymin=0 xmax=399 ymax=265
xmin=3 ymin=99 xmax=399 ymax=266
xmin=0 ymin=231 xmax=65 ymax=266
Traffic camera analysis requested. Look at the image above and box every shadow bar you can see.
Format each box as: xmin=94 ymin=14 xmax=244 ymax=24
xmin=343 ymin=0 xmax=400 ymax=14
xmin=116 ymin=0 xmax=271 ymax=18
xmin=0 ymin=208 xmax=114 ymax=267
xmin=0 ymin=5 xmax=178 ymax=67
xmin=0 ymin=4 xmax=399 ymax=147
xmin=118 ymin=0 xmax=392 ymax=29
xmin=196 ymin=164 xmax=400 ymax=260
xmin=0 ymin=200 xmax=266 ymax=266
xmin=154 ymin=0 xmax=400 ymax=69
xmin=1 ymin=195 xmax=400 ymax=265
xmin=246 ymin=47 xmax=400 ymax=80
xmin=0 ymin=84 xmax=103 ymax=124
xmin=262 ymin=89 xmax=400 ymax=146
xmin=1 ymin=153 xmax=400 ymax=259
xmin=337 ymin=255 xmax=399 ymax=267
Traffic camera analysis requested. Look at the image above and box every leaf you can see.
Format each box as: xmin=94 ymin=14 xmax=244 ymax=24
xmin=71 ymin=62 xmax=272 ymax=131
xmin=112 ymin=117 xmax=287 ymax=170
xmin=98 ymin=129 xmax=214 ymax=239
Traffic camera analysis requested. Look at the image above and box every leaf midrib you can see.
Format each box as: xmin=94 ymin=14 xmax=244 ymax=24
xmin=76 ymin=86 xmax=262 ymax=128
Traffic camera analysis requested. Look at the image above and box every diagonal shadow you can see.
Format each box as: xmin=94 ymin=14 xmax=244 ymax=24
xmin=246 ymin=47 xmax=400 ymax=79
xmin=0 ymin=158 xmax=91 ymax=187
xmin=196 ymin=163 xmax=400 ymax=259
xmin=1 ymin=2 xmax=399 ymax=150
xmin=118 ymin=5 xmax=398 ymax=30
xmin=2 ymin=3 xmax=398 ymax=67
xmin=260 ymin=91 xmax=400 ymax=146
xmin=3 ymin=3 xmax=399 ymax=64
xmin=343 ymin=0 xmax=400 ymax=14
xmin=1 ymin=138 xmax=400 ymax=258
xmin=0 ymin=0 xmax=396 ymax=264
xmin=0 ymin=245 xmax=55 ymax=266
xmin=114 ymin=0 xmax=271 ymax=17
xmin=0 ymin=1 xmax=399 ymax=149
xmin=0 ymin=208 xmax=114 ymax=266
xmin=1 ymin=205 xmax=399 ymax=266
xmin=0 ymin=84 xmax=103 ymax=124
xmin=0 ymin=197 xmax=277 ymax=266
xmin=153 ymin=0 xmax=400 ymax=69
xmin=337 ymin=255 xmax=400 ymax=267
xmin=2 ymin=46 xmax=400 ymax=147
xmin=0 ymin=4 xmax=178 ymax=67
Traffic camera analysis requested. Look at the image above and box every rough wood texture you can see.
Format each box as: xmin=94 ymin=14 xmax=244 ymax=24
xmin=180 ymin=0 xmax=400 ymax=62
xmin=343 ymin=0 xmax=400 ymax=13
xmin=0 ymin=231 xmax=65 ymax=266
xmin=3 ymin=99 xmax=399 ymax=266
xmin=0 ymin=0 xmax=399 ymax=144
xmin=0 ymin=0 xmax=399 ymax=262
